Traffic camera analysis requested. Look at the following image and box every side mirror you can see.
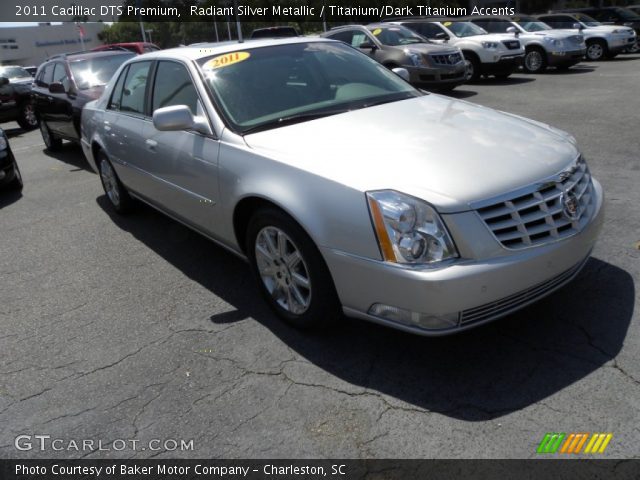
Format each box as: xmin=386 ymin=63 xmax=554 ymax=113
xmin=152 ymin=105 xmax=212 ymax=135
xmin=48 ymin=82 xmax=66 ymax=94
xmin=435 ymin=32 xmax=450 ymax=41
xmin=506 ymin=26 xmax=520 ymax=36
xmin=391 ymin=67 xmax=410 ymax=82
xmin=573 ymin=23 xmax=583 ymax=30
xmin=359 ymin=41 xmax=377 ymax=50
xmin=0 ymin=77 xmax=9 ymax=86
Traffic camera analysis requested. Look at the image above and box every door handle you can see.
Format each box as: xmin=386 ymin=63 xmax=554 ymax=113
xmin=103 ymin=120 xmax=111 ymax=132
xmin=145 ymin=139 xmax=158 ymax=151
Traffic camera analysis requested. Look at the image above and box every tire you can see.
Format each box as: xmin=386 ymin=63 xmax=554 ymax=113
xmin=463 ymin=53 xmax=481 ymax=81
xmin=626 ymin=43 xmax=639 ymax=54
xmin=97 ymin=152 xmax=133 ymax=214
xmin=40 ymin=120 xmax=62 ymax=151
xmin=585 ymin=39 xmax=607 ymax=61
xmin=523 ymin=47 xmax=547 ymax=73
xmin=17 ymin=102 xmax=38 ymax=130
xmin=246 ymin=207 xmax=341 ymax=330
xmin=6 ymin=163 xmax=23 ymax=191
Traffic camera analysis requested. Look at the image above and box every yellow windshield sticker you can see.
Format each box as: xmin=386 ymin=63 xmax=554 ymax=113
xmin=443 ymin=21 xmax=452 ymax=27
xmin=372 ymin=28 xmax=382 ymax=36
xmin=204 ymin=51 xmax=250 ymax=70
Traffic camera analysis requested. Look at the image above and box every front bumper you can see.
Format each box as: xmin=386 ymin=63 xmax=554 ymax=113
xmin=547 ymin=48 xmax=587 ymax=66
xmin=323 ymin=179 xmax=604 ymax=336
xmin=609 ymin=35 xmax=637 ymax=52
xmin=481 ymin=54 xmax=524 ymax=75
xmin=405 ymin=64 xmax=467 ymax=88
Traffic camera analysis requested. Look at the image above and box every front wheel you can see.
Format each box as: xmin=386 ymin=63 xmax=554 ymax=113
xmin=246 ymin=208 xmax=341 ymax=329
xmin=17 ymin=102 xmax=38 ymax=130
xmin=40 ymin=120 xmax=62 ymax=151
xmin=463 ymin=55 xmax=481 ymax=81
xmin=523 ymin=48 xmax=547 ymax=73
xmin=586 ymin=40 xmax=607 ymax=61
xmin=98 ymin=153 xmax=133 ymax=214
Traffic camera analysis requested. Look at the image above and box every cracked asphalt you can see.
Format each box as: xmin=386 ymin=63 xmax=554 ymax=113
xmin=0 ymin=56 xmax=638 ymax=459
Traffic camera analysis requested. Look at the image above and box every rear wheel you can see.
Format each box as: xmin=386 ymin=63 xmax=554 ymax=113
xmin=523 ymin=47 xmax=547 ymax=73
xmin=40 ymin=120 xmax=62 ymax=151
xmin=586 ymin=39 xmax=607 ymax=61
xmin=98 ymin=153 xmax=133 ymax=214
xmin=246 ymin=207 xmax=341 ymax=330
xmin=17 ymin=102 xmax=38 ymax=130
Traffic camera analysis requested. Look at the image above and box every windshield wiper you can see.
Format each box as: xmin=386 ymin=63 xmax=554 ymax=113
xmin=241 ymin=108 xmax=351 ymax=135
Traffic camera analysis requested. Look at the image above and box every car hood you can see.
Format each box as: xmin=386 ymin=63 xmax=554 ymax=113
xmin=244 ymin=95 xmax=579 ymax=213
xmin=583 ymin=25 xmax=635 ymax=34
xmin=524 ymin=30 xmax=583 ymax=39
xmin=10 ymin=77 xmax=34 ymax=85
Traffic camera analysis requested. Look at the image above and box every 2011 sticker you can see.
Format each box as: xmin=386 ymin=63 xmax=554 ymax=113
xmin=443 ymin=21 xmax=452 ymax=27
xmin=372 ymin=28 xmax=382 ymax=36
xmin=204 ymin=51 xmax=250 ymax=70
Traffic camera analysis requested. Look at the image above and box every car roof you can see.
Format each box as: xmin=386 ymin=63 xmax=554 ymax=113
xmin=136 ymin=37 xmax=332 ymax=62
xmin=46 ymin=50 xmax=136 ymax=63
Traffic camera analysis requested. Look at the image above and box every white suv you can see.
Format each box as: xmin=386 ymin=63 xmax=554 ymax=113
xmin=467 ymin=16 xmax=586 ymax=73
xmin=390 ymin=19 xmax=525 ymax=81
xmin=535 ymin=13 xmax=637 ymax=60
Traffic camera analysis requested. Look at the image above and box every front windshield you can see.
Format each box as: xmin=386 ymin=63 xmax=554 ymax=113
xmin=0 ymin=66 xmax=31 ymax=79
xmin=446 ymin=22 xmax=488 ymax=37
xmin=70 ymin=53 xmax=135 ymax=89
xmin=515 ymin=17 xmax=552 ymax=32
xmin=199 ymin=42 xmax=420 ymax=134
xmin=368 ymin=25 xmax=427 ymax=46
xmin=573 ymin=13 xmax=601 ymax=27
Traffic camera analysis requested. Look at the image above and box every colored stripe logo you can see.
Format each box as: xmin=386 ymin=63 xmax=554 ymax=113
xmin=537 ymin=433 xmax=613 ymax=454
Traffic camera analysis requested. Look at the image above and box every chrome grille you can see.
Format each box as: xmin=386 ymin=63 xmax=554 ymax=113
xmin=476 ymin=156 xmax=595 ymax=250
xmin=502 ymin=40 xmax=521 ymax=50
xmin=430 ymin=52 xmax=463 ymax=65
xmin=460 ymin=256 xmax=588 ymax=326
xmin=568 ymin=35 xmax=584 ymax=45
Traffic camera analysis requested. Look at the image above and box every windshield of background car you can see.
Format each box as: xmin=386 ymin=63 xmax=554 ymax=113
xmin=367 ymin=26 xmax=427 ymax=45
xmin=0 ymin=66 xmax=31 ymax=79
xmin=573 ymin=14 xmax=601 ymax=27
xmin=69 ymin=53 xmax=135 ymax=90
xmin=615 ymin=8 xmax=640 ymax=20
xmin=199 ymin=42 xmax=420 ymax=134
xmin=516 ymin=18 xmax=553 ymax=31
xmin=447 ymin=22 xmax=488 ymax=37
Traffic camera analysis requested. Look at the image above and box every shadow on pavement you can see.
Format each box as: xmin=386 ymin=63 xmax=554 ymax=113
xmin=0 ymin=188 xmax=22 ymax=208
xmin=43 ymin=142 xmax=94 ymax=173
xmin=471 ymin=76 xmax=535 ymax=86
xmin=546 ymin=66 xmax=596 ymax=75
xmin=97 ymin=196 xmax=635 ymax=421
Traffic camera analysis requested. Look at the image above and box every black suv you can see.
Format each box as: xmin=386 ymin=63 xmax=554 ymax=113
xmin=554 ymin=7 xmax=640 ymax=52
xmin=250 ymin=26 xmax=299 ymax=39
xmin=0 ymin=66 xmax=38 ymax=130
xmin=32 ymin=50 xmax=134 ymax=151
xmin=0 ymin=128 xmax=23 ymax=191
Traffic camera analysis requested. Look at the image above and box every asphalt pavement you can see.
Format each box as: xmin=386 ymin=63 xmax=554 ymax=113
xmin=0 ymin=55 xmax=639 ymax=459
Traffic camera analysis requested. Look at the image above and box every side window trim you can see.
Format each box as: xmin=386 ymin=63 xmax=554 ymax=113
xmin=107 ymin=65 xmax=129 ymax=112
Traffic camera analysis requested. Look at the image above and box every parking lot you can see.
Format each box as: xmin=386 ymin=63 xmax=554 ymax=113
xmin=1 ymin=55 xmax=638 ymax=459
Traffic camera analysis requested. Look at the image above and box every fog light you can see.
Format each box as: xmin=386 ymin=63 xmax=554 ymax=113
xmin=368 ymin=303 xmax=459 ymax=330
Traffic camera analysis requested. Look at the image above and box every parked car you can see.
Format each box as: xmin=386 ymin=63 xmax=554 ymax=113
xmin=322 ymin=24 xmax=467 ymax=91
xmin=0 ymin=66 xmax=38 ymax=130
xmin=32 ymin=50 xmax=135 ymax=151
xmin=81 ymin=38 xmax=603 ymax=336
xmin=552 ymin=7 xmax=640 ymax=52
xmin=534 ymin=13 xmax=637 ymax=60
xmin=465 ymin=16 xmax=586 ymax=73
xmin=387 ymin=19 xmax=525 ymax=81
xmin=0 ymin=128 xmax=23 ymax=191
xmin=250 ymin=26 xmax=299 ymax=39
xmin=92 ymin=42 xmax=161 ymax=55
xmin=23 ymin=66 xmax=38 ymax=77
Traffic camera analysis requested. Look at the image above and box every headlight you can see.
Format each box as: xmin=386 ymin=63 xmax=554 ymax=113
xmin=405 ymin=50 xmax=425 ymax=66
xmin=612 ymin=29 xmax=622 ymax=34
xmin=0 ymin=135 xmax=7 ymax=151
xmin=481 ymin=41 xmax=499 ymax=49
xmin=367 ymin=190 xmax=458 ymax=265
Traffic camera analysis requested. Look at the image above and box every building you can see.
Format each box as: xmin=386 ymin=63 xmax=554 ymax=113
xmin=0 ymin=23 xmax=105 ymax=67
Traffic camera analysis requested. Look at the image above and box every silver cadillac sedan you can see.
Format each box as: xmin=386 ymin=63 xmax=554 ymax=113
xmin=80 ymin=38 xmax=603 ymax=335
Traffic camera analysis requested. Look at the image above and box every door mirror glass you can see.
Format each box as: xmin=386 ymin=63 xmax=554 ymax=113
xmin=48 ymin=82 xmax=65 ymax=94
xmin=153 ymin=105 xmax=211 ymax=135
xmin=391 ymin=67 xmax=410 ymax=82
xmin=359 ymin=41 xmax=377 ymax=50
xmin=435 ymin=32 xmax=450 ymax=40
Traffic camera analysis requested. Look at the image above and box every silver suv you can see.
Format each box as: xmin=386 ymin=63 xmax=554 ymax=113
xmin=81 ymin=38 xmax=603 ymax=336
xmin=467 ymin=16 xmax=586 ymax=73
xmin=322 ymin=24 xmax=467 ymax=91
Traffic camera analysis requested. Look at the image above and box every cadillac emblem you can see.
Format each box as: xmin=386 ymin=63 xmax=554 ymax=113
xmin=561 ymin=191 xmax=580 ymax=221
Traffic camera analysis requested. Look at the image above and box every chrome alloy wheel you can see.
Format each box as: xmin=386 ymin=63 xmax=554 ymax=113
xmin=100 ymin=158 xmax=120 ymax=207
xmin=464 ymin=59 xmax=474 ymax=80
xmin=255 ymin=226 xmax=312 ymax=314
xmin=587 ymin=43 xmax=604 ymax=60
xmin=23 ymin=104 xmax=38 ymax=127
xmin=525 ymin=50 xmax=543 ymax=72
